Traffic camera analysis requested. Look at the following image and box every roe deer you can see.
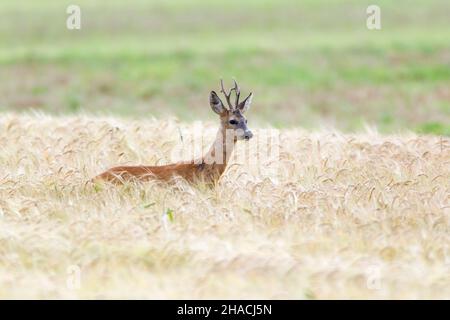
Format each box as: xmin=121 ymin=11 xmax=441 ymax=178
xmin=94 ymin=79 xmax=253 ymax=184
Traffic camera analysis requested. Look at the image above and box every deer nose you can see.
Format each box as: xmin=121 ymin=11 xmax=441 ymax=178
xmin=244 ymin=131 xmax=253 ymax=140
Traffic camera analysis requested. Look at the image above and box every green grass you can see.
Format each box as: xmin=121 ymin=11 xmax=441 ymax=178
xmin=0 ymin=0 xmax=449 ymax=134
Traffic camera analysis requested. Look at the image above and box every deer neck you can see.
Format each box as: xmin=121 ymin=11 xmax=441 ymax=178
xmin=202 ymin=122 xmax=236 ymax=170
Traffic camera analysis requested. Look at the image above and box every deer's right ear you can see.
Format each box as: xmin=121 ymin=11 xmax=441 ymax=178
xmin=209 ymin=91 xmax=226 ymax=115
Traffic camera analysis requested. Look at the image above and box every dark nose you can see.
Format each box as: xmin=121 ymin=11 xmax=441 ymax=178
xmin=244 ymin=131 xmax=253 ymax=140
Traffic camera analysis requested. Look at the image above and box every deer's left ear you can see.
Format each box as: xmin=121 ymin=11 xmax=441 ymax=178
xmin=237 ymin=93 xmax=253 ymax=113
xmin=210 ymin=91 xmax=226 ymax=115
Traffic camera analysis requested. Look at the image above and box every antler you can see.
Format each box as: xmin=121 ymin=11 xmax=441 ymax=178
xmin=220 ymin=79 xmax=241 ymax=110
xmin=233 ymin=79 xmax=240 ymax=107
xmin=220 ymin=79 xmax=234 ymax=110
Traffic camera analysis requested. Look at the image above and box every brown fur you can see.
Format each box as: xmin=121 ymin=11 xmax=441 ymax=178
xmin=95 ymin=161 xmax=227 ymax=184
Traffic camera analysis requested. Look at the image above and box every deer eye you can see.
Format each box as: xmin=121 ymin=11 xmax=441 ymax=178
xmin=229 ymin=120 xmax=238 ymax=125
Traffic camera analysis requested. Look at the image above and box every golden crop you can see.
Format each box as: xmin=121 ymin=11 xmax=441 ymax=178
xmin=0 ymin=114 xmax=448 ymax=299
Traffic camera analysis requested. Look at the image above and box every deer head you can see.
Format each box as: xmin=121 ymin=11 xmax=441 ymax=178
xmin=209 ymin=79 xmax=254 ymax=140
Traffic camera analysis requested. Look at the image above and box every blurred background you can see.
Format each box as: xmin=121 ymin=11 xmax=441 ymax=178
xmin=0 ymin=0 xmax=448 ymax=134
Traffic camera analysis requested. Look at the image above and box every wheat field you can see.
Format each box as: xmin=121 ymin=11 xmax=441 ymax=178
xmin=0 ymin=113 xmax=448 ymax=299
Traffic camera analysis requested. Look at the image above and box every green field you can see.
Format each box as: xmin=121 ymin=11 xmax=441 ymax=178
xmin=0 ymin=0 xmax=449 ymax=134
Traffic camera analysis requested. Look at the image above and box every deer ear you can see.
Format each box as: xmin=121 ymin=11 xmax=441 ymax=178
xmin=209 ymin=91 xmax=226 ymax=115
xmin=237 ymin=93 xmax=253 ymax=113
